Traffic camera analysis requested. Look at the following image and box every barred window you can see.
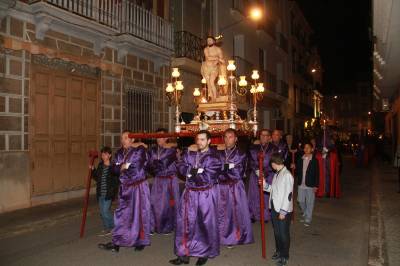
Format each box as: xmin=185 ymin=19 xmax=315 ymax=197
xmin=126 ymin=88 xmax=155 ymax=132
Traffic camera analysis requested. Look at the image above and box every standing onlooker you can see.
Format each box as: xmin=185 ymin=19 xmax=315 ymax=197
xmin=91 ymin=146 xmax=119 ymax=236
xmin=294 ymin=142 xmax=319 ymax=226
xmin=261 ymin=152 xmax=294 ymax=266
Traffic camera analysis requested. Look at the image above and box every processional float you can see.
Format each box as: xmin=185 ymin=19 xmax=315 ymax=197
xmin=81 ymin=37 xmax=269 ymax=258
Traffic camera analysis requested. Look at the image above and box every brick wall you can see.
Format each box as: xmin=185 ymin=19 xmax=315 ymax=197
xmin=100 ymin=48 xmax=170 ymax=149
xmin=1 ymin=15 xmax=170 ymax=151
xmin=0 ymin=13 xmax=170 ymax=212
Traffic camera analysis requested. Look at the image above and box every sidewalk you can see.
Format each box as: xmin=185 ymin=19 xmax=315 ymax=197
xmin=0 ymin=195 xmax=98 ymax=240
xmin=370 ymin=159 xmax=400 ymax=265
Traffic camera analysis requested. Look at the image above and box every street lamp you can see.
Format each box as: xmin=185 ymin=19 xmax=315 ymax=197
xmin=166 ymin=68 xmax=184 ymax=133
xmin=192 ymin=59 xmax=264 ymax=132
xmin=219 ymin=6 xmax=263 ymax=34
xmin=249 ymin=6 xmax=263 ymax=21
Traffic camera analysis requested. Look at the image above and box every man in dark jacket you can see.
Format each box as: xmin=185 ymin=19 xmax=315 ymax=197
xmin=91 ymin=146 xmax=119 ymax=236
xmin=294 ymin=142 xmax=319 ymax=226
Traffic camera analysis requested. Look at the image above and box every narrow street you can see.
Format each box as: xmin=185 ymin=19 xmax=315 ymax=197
xmin=0 ymin=156 xmax=379 ymax=266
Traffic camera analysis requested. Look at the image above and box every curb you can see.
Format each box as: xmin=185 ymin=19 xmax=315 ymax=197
xmin=368 ymin=163 xmax=386 ymax=266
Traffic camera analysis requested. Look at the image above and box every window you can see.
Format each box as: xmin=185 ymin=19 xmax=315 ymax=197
xmin=126 ymin=88 xmax=155 ymax=132
xmin=234 ymin=34 xmax=245 ymax=58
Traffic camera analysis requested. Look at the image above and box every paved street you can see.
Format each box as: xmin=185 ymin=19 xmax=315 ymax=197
xmin=0 ymin=156 xmax=395 ymax=266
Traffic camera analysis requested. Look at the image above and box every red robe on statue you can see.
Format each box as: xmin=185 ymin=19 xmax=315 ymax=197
xmin=329 ymin=149 xmax=341 ymax=198
xmin=315 ymin=151 xmax=325 ymax=198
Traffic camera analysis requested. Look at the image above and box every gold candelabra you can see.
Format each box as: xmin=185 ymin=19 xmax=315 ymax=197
xmin=166 ymin=67 xmax=184 ymax=133
xmin=192 ymin=59 xmax=265 ymax=134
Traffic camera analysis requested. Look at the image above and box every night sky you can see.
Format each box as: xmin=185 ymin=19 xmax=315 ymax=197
xmin=297 ymin=0 xmax=372 ymax=94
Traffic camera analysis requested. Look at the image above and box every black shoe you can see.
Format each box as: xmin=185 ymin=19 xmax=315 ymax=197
xmin=271 ymin=252 xmax=280 ymax=260
xmin=196 ymin=257 xmax=208 ymax=266
xmin=134 ymin=245 xmax=145 ymax=251
xmin=276 ymin=257 xmax=288 ymax=266
xmin=251 ymin=218 xmax=256 ymax=223
xmin=98 ymin=242 xmax=119 ymax=252
xmin=169 ymin=256 xmax=189 ymax=265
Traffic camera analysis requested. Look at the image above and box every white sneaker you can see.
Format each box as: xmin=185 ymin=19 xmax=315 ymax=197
xmin=227 ymin=245 xmax=234 ymax=249
xmin=304 ymin=222 xmax=311 ymax=227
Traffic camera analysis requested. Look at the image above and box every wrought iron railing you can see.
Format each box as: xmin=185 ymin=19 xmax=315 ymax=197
xmin=262 ymin=70 xmax=277 ymax=93
xmin=174 ymin=31 xmax=203 ymax=62
xmin=31 ymin=0 xmax=174 ymax=50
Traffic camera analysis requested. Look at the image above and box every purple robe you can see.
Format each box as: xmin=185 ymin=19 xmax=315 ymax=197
xmin=174 ymin=148 xmax=221 ymax=258
xmin=247 ymin=143 xmax=274 ymax=221
xmin=217 ymin=147 xmax=254 ymax=246
xmin=111 ymin=146 xmax=151 ymax=247
xmin=271 ymin=141 xmax=289 ymax=160
xmin=147 ymin=145 xmax=180 ymax=234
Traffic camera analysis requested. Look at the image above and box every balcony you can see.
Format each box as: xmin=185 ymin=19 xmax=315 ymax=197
xmin=277 ymin=80 xmax=289 ymax=98
xmin=28 ymin=0 xmax=174 ymax=51
xmin=231 ymin=0 xmax=250 ymax=16
xmin=262 ymin=70 xmax=277 ymax=93
xmin=234 ymin=56 xmax=253 ymax=76
xmin=257 ymin=19 xmax=276 ymax=40
xmin=174 ymin=31 xmax=203 ymax=62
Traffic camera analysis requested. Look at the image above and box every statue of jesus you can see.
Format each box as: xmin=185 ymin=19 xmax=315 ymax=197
xmin=201 ymin=36 xmax=225 ymax=102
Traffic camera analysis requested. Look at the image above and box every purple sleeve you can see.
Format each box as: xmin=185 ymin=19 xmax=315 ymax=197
xmin=225 ymin=150 xmax=247 ymax=180
xmin=111 ymin=150 xmax=122 ymax=176
xmin=176 ymin=150 xmax=192 ymax=177
xmin=246 ymin=147 xmax=257 ymax=176
xmin=191 ymin=153 xmax=222 ymax=185
xmin=124 ymin=147 xmax=148 ymax=178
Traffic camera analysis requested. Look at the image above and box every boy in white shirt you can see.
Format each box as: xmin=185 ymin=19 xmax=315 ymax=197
xmin=260 ymin=152 xmax=293 ymax=266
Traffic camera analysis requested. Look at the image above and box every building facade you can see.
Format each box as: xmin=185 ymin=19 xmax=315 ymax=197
xmin=289 ymin=1 xmax=323 ymax=137
xmin=0 ymin=0 xmax=322 ymax=213
xmin=171 ymin=0 xmax=321 ymax=134
xmin=0 ymin=0 xmax=172 ymax=213
xmin=373 ymin=0 xmax=400 ymax=153
xmin=324 ymin=82 xmax=372 ymax=137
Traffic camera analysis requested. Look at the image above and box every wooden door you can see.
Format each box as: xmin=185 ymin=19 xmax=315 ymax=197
xmin=30 ymin=65 xmax=99 ymax=196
